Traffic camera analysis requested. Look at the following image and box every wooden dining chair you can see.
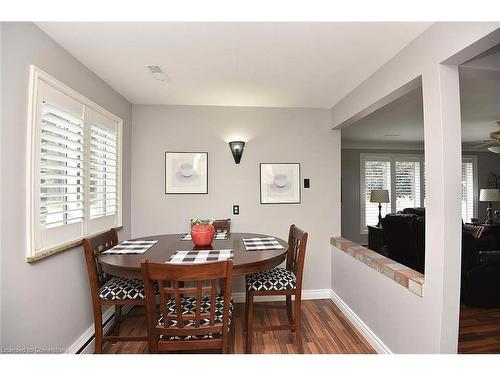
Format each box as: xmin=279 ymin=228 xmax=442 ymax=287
xmin=244 ymin=224 xmax=308 ymax=353
xmin=191 ymin=218 xmax=231 ymax=233
xmin=82 ymin=228 xmax=147 ymax=353
xmin=141 ymin=259 xmax=234 ymax=353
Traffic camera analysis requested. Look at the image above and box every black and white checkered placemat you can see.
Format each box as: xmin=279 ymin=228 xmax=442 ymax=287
xmin=104 ymin=240 xmax=158 ymax=255
xmin=180 ymin=231 xmax=229 ymax=241
xmin=242 ymin=237 xmax=284 ymax=251
xmin=167 ymin=249 xmax=233 ymax=263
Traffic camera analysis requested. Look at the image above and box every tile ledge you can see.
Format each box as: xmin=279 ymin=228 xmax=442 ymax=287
xmin=330 ymin=236 xmax=424 ymax=297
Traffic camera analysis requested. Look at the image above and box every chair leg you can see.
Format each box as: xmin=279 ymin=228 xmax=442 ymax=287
xmin=93 ymin=305 xmax=103 ymax=354
xmin=245 ymin=292 xmax=254 ymax=354
xmin=294 ymin=296 xmax=303 ymax=353
xmin=244 ymin=290 xmax=249 ymax=333
xmin=113 ymin=305 xmax=122 ymax=336
xmin=286 ymin=295 xmax=295 ymax=332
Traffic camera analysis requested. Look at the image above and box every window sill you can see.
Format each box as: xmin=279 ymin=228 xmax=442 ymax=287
xmin=330 ymin=237 xmax=424 ymax=297
xmin=26 ymin=226 xmax=123 ymax=264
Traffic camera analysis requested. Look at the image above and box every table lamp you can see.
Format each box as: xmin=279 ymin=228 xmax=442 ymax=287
xmin=479 ymin=188 xmax=500 ymax=224
xmin=370 ymin=189 xmax=390 ymax=227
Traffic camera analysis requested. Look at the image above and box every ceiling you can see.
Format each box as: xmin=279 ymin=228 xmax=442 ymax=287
xmin=36 ymin=22 xmax=432 ymax=108
xmin=341 ymin=47 xmax=500 ymax=148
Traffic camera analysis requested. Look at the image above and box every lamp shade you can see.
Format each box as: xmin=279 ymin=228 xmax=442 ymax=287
xmin=229 ymin=141 xmax=245 ymax=164
xmin=370 ymin=189 xmax=390 ymax=203
xmin=479 ymin=188 xmax=500 ymax=202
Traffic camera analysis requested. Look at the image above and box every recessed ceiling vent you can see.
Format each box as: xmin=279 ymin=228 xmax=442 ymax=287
xmin=146 ymin=65 xmax=168 ymax=81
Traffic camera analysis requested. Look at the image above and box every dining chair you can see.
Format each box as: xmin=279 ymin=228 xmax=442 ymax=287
xmin=191 ymin=218 xmax=231 ymax=233
xmin=141 ymin=259 xmax=234 ymax=353
xmin=82 ymin=228 xmax=147 ymax=353
xmin=244 ymin=224 xmax=308 ymax=353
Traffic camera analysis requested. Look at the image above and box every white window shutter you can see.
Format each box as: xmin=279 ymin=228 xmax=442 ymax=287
xmin=363 ymin=160 xmax=391 ymax=229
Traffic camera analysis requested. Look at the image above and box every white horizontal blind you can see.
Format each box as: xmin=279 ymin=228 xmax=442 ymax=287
xmin=90 ymin=124 xmax=117 ymax=219
xmin=395 ymin=161 xmax=421 ymax=213
xmin=363 ymin=160 xmax=391 ymax=228
xmin=461 ymin=160 xmax=474 ymax=222
xmin=40 ymin=103 xmax=85 ymax=229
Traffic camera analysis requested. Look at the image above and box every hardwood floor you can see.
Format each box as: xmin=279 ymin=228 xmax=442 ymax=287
xmin=102 ymin=299 xmax=375 ymax=354
xmin=459 ymin=304 xmax=500 ymax=354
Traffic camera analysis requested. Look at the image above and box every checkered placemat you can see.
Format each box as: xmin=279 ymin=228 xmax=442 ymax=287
xmin=167 ymin=249 xmax=233 ymax=263
xmin=242 ymin=237 xmax=285 ymax=251
xmin=104 ymin=240 xmax=158 ymax=255
xmin=180 ymin=231 xmax=229 ymax=241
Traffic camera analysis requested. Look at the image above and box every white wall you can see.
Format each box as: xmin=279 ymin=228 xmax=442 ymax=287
xmin=131 ymin=105 xmax=340 ymax=292
xmin=331 ymin=23 xmax=500 ymax=353
xmin=0 ymin=22 xmax=133 ymax=350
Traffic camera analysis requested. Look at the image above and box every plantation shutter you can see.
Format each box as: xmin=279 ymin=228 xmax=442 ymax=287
xmin=364 ymin=160 xmax=391 ymax=228
xmin=37 ymin=83 xmax=85 ymax=251
xmin=461 ymin=160 xmax=474 ymax=222
xmin=395 ymin=161 xmax=421 ymax=212
xmin=87 ymin=108 xmax=120 ymax=234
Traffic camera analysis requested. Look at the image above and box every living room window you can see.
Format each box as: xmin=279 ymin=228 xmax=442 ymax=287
xmin=360 ymin=154 xmax=424 ymax=233
xmin=361 ymin=154 xmax=477 ymax=232
xmin=26 ymin=66 xmax=123 ymax=262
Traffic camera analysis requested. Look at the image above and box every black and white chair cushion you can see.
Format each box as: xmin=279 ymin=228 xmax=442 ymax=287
xmin=159 ymin=295 xmax=233 ymax=340
xmin=99 ymin=276 xmax=145 ymax=300
xmin=246 ymin=268 xmax=296 ymax=292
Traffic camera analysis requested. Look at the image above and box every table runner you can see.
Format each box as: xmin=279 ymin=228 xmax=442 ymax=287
xmin=104 ymin=240 xmax=158 ymax=254
xmin=242 ymin=237 xmax=284 ymax=251
xmin=167 ymin=249 xmax=233 ymax=263
xmin=181 ymin=231 xmax=229 ymax=241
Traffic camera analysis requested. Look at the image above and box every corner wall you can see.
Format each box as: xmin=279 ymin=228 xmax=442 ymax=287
xmin=131 ymin=105 xmax=341 ymax=292
xmin=0 ymin=22 xmax=133 ymax=350
xmin=331 ymin=22 xmax=500 ymax=353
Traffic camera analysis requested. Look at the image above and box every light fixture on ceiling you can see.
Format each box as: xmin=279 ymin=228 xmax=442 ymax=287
xmin=146 ymin=65 xmax=168 ymax=81
xmin=488 ymin=145 xmax=500 ymax=153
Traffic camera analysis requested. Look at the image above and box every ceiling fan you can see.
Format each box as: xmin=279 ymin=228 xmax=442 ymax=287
xmin=469 ymin=120 xmax=500 ymax=153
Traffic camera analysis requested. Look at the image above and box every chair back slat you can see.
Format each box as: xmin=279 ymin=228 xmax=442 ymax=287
xmin=141 ymin=259 xmax=233 ymax=353
xmin=286 ymin=224 xmax=308 ymax=290
xmin=82 ymin=228 xmax=119 ymax=292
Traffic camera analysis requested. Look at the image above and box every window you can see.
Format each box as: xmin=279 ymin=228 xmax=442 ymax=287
xmin=360 ymin=154 xmax=477 ymax=232
xmin=27 ymin=66 xmax=122 ymax=261
xmin=461 ymin=157 xmax=477 ymax=223
xmin=360 ymin=154 xmax=424 ymax=232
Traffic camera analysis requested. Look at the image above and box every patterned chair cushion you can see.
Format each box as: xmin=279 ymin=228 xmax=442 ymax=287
xmin=158 ymin=295 xmax=233 ymax=340
xmin=99 ymin=276 xmax=145 ymax=300
xmin=245 ymin=267 xmax=296 ymax=292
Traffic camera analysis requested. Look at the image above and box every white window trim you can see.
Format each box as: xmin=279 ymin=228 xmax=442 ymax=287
xmin=26 ymin=65 xmax=123 ymax=262
xmin=360 ymin=153 xmax=424 ymax=234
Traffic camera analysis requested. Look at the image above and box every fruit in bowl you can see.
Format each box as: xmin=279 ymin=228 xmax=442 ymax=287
xmin=190 ymin=218 xmax=215 ymax=247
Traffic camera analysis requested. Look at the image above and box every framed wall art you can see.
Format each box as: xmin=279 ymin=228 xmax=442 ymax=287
xmin=165 ymin=152 xmax=208 ymax=194
xmin=260 ymin=163 xmax=301 ymax=204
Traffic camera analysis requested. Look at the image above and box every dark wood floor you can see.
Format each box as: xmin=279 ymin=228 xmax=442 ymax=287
xmin=458 ymin=304 xmax=500 ymax=354
xmin=102 ymin=299 xmax=375 ymax=354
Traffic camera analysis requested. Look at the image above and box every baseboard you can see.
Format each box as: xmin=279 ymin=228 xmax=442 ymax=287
xmin=231 ymin=288 xmax=331 ymax=303
xmin=329 ymin=289 xmax=392 ymax=354
xmin=67 ymin=305 xmax=134 ymax=354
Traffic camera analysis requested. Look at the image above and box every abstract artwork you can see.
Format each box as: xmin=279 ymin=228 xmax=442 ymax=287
xmin=165 ymin=152 xmax=208 ymax=194
xmin=260 ymin=163 xmax=301 ymax=204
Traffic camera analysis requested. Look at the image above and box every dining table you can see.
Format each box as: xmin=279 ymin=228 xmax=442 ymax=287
xmin=97 ymin=232 xmax=289 ymax=279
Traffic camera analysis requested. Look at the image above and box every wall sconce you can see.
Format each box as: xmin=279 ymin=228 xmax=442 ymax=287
xmin=229 ymin=141 xmax=245 ymax=164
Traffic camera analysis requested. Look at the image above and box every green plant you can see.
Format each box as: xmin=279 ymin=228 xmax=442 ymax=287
xmin=191 ymin=218 xmax=215 ymax=226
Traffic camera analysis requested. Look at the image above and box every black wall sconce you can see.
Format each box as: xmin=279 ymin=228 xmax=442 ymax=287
xmin=229 ymin=141 xmax=245 ymax=164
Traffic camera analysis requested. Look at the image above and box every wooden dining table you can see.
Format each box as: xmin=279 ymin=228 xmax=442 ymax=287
xmin=98 ymin=232 xmax=289 ymax=279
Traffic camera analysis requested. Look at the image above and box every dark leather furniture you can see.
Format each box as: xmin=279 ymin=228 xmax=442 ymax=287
xmin=380 ymin=214 xmax=425 ymax=274
xmin=461 ymin=225 xmax=500 ymax=307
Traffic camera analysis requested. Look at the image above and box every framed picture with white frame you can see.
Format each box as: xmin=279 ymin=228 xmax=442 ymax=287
xmin=260 ymin=163 xmax=301 ymax=204
xmin=165 ymin=152 xmax=208 ymax=194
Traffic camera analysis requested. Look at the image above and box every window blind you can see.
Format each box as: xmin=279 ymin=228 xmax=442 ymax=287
xmin=462 ymin=161 xmax=474 ymax=222
xmin=364 ymin=160 xmax=391 ymax=228
xmin=40 ymin=102 xmax=85 ymax=229
xmin=90 ymin=124 xmax=118 ymax=219
xmin=395 ymin=161 xmax=421 ymax=213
